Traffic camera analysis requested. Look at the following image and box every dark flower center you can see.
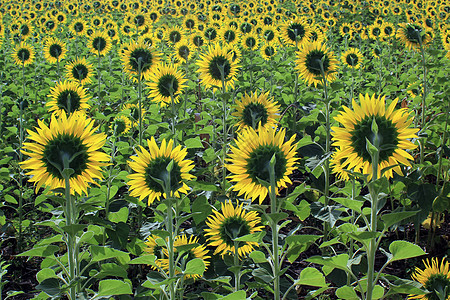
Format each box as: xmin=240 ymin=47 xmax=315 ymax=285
xmin=107 ymin=28 xmax=116 ymax=38
xmin=178 ymin=45 xmax=189 ymax=60
xmin=245 ymin=37 xmax=256 ymax=49
xmin=229 ymin=4 xmax=241 ymax=14
xmin=264 ymin=46 xmax=275 ymax=57
xmin=405 ymin=24 xmax=423 ymax=43
xmin=43 ymin=134 xmax=88 ymax=179
xmin=193 ymin=36 xmax=204 ymax=47
xmin=93 ymin=19 xmax=101 ymax=26
xmin=185 ymin=19 xmax=195 ymax=29
xmin=49 ymin=44 xmax=62 ymax=58
xmin=57 ymin=90 xmax=81 ymax=113
xmin=287 ymin=23 xmax=306 ymax=42
xmin=72 ymin=64 xmax=89 ymax=80
xmin=224 ymin=30 xmax=236 ymax=43
xmin=350 ymin=115 xmax=399 ymax=163
xmin=134 ymin=15 xmax=145 ymax=27
xmin=242 ymin=102 xmax=269 ymax=128
xmin=92 ymin=37 xmax=107 ymax=51
xmin=17 ymin=49 xmax=30 ymax=62
xmin=305 ymin=50 xmax=330 ymax=75
xmin=371 ymin=27 xmax=381 ymax=37
xmin=208 ymin=56 xmax=231 ymax=81
xmin=157 ymin=74 xmax=179 ymax=97
xmin=240 ymin=22 xmax=252 ymax=34
xmin=204 ymin=28 xmax=217 ymax=40
xmin=114 ymin=119 xmax=126 ymax=134
xmin=129 ymin=48 xmax=153 ymax=73
xmin=150 ymin=12 xmax=158 ymax=21
xmin=219 ymin=216 xmax=250 ymax=246
xmin=246 ymin=145 xmax=287 ymax=182
xmin=384 ymin=26 xmax=393 ymax=35
xmin=144 ymin=156 xmax=182 ymax=193
xmin=345 ymin=53 xmax=359 ymax=66
xmin=169 ymin=31 xmax=182 ymax=43
xmin=264 ymin=30 xmax=275 ymax=41
xmin=45 ymin=20 xmax=56 ymax=30
xmin=20 ymin=24 xmax=30 ymax=36
xmin=264 ymin=16 xmax=273 ymax=25
xmin=74 ymin=22 xmax=84 ymax=32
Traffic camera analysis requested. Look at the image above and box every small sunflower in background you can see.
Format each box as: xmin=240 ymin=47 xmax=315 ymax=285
xmin=241 ymin=32 xmax=259 ymax=51
xmin=339 ymin=22 xmax=352 ymax=38
xmin=147 ymin=63 xmax=187 ymax=107
xmin=261 ymin=25 xmax=277 ymax=43
xmin=20 ymin=112 xmax=110 ymax=195
xmin=280 ymin=16 xmax=311 ymax=48
xmin=127 ymin=137 xmax=195 ymax=205
xmin=65 ymin=57 xmax=95 ymax=85
xmin=167 ymin=25 xmax=184 ymax=45
xmin=12 ymin=41 xmax=35 ymax=66
xmin=43 ymin=37 xmax=67 ymax=64
xmin=17 ymin=20 xmax=34 ymax=41
xmin=331 ymin=93 xmax=419 ymax=180
xmin=341 ymin=47 xmax=363 ymax=69
xmin=407 ymin=81 xmax=423 ymax=99
xmin=219 ymin=26 xmax=239 ymax=46
xmin=121 ymin=103 xmax=146 ymax=128
xmin=196 ymin=44 xmax=240 ymax=91
xmin=111 ymin=115 xmax=132 ymax=135
xmin=295 ymin=41 xmax=338 ymax=87
xmin=260 ymin=42 xmax=277 ymax=61
xmin=190 ymin=32 xmax=205 ymax=48
xmin=226 ymin=127 xmax=298 ymax=204
xmin=183 ymin=14 xmax=196 ymax=31
xmin=232 ymin=90 xmax=280 ymax=131
xmin=121 ymin=40 xmax=160 ymax=81
xmin=47 ymin=80 xmax=91 ymax=116
xmin=397 ymin=23 xmax=432 ymax=50
xmin=89 ymin=30 xmax=112 ymax=56
xmin=204 ymin=201 xmax=264 ymax=257
xmin=203 ymin=25 xmax=218 ymax=43
xmin=174 ymin=39 xmax=191 ymax=63
xmin=367 ymin=23 xmax=384 ymax=40
xmin=409 ymin=258 xmax=450 ymax=300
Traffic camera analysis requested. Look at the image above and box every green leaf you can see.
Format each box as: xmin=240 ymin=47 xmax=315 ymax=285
xmin=36 ymin=278 xmax=62 ymax=296
xmin=286 ymin=235 xmax=321 ymax=263
xmin=184 ymin=137 xmax=204 ymax=148
xmin=372 ymin=285 xmax=384 ymax=299
xmin=234 ymin=231 xmax=265 ymax=243
xmin=222 ymin=291 xmax=247 ymax=300
xmin=266 ymin=212 xmax=288 ymax=224
xmin=336 ymin=286 xmax=359 ymax=299
xmin=296 ymin=267 xmax=327 ymax=287
xmin=128 ymin=254 xmax=157 ymax=266
xmin=381 ymin=210 xmax=419 ymax=228
xmin=383 ymin=278 xmax=425 ymax=296
xmin=62 ymin=224 xmax=87 ymax=236
xmin=249 ymin=251 xmax=267 ymax=264
xmin=95 ymin=280 xmax=132 ymax=298
xmin=95 ymin=263 xmax=128 ymax=279
xmin=389 ymin=241 xmax=426 ymax=262
xmin=17 ymin=245 xmax=59 ymax=257
xmin=191 ymin=195 xmax=212 ymax=224
xmin=184 ymin=258 xmax=205 ymax=276
xmin=333 ymin=197 xmax=363 ymax=213
xmin=36 ymin=268 xmax=57 ymax=283
xmin=297 ymin=200 xmax=311 ymax=221
xmin=4 ymin=195 xmax=17 ymax=204
xmin=306 ymin=254 xmax=349 ymax=272
xmin=90 ymin=245 xmax=130 ymax=264
xmin=191 ymin=181 xmax=219 ymax=192
xmin=252 ymin=267 xmax=273 ymax=283
xmin=108 ymin=207 xmax=129 ymax=223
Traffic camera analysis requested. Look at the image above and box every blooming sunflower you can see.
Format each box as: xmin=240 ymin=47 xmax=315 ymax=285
xmin=331 ymin=93 xmax=419 ymax=180
xmin=280 ymin=16 xmax=311 ymax=48
xmin=226 ymin=127 xmax=298 ymax=204
xmin=89 ymin=31 xmax=112 ymax=56
xmin=20 ymin=112 xmax=110 ymax=195
xmin=43 ymin=37 xmax=67 ymax=64
xmin=241 ymin=32 xmax=259 ymax=51
xmin=147 ymin=63 xmax=187 ymax=107
xmin=144 ymin=234 xmax=166 ymax=270
xmin=121 ymin=40 xmax=160 ymax=81
xmin=397 ymin=23 xmax=432 ymax=50
xmin=70 ymin=18 xmax=87 ymax=36
xmin=219 ymin=26 xmax=240 ymax=46
xmin=341 ymin=47 xmax=363 ymax=69
xmin=295 ymin=41 xmax=338 ymax=87
xmin=111 ymin=115 xmax=132 ymax=135
xmin=260 ymin=42 xmax=277 ymax=61
xmin=174 ymin=39 xmax=191 ymax=62
xmin=409 ymin=258 xmax=450 ymax=300
xmin=232 ymin=91 xmax=280 ymax=132
xmin=167 ymin=25 xmax=184 ymax=45
xmin=127 ymin=137 xmax=195 ymax=205
xmin=65 ymin=57 xmax=95 ymax=85
xmin=47 ymin=80 xmax=90 ymax=116
xmin=12 ymin=42 xmax=35 ymax=66
xmin=204 ymin=201 xmax=264 ymax=257
xmin=196 ymin=44 xmax=240 ymax=91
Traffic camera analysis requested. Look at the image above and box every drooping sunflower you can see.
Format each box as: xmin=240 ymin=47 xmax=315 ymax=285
xmin=89 ymin=31 xmax=112 ymax=56
xmin=397 ymin=23 xmax=432 ymax=50
xmin=204 ymin=201 xmax=264 ymax=257
xmin=20 ymin=112 xmax=110 ymax=195
xmin=196 ymin=44 xmax=240 ymax=91
xmin=12 ymin=41 xmax=35 ymax=66
xmin=341 ymin=47 xmax=363 ymax=69
xmin=147 ymin=63 xmax=187 ymax=107
xmin=226 ymin=127 xmax=298 ymax=204
xmin=408 ymin=258 xmax=450 ymax=300
xmin=232 ymin=90 xmax=280 ymax=131
xmin=295 ymin=41 xmax=338 ymax=87
xmin=43 ymin=37 xmax=67 ymax=64
xmin=280 ymin=16 xmax=311 ymax=48
xmin=331 ymin=93 xmax=419 ymax=180
xmin=121 ymin=40 xmax=161 ymax=81
xmin=47 ymin=80 xmax=91 ymax=116
xmin=65 ymin=57 xmax=95 ymax=85
xmin=127 ymin=137 xmax=196 ymax=205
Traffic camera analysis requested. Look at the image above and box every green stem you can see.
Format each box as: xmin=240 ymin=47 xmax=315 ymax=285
xmin=167 ymin=198 xmax=175 ymax=300
xmin=97 ymin=51 xmax=102 ymax=104
xmin=137 ymin=58 xmax=144 ymax=234
xmin=103 ymin=131 xmax=117 ymax=245
xmin=269 ymin=154 xmax=280 ymax=300
xmin=221 ymin=74 xmax=227 ymax=193
xmin=233 ymin=241 xmax=241 ymax=292
xmin=419 ymin=38 xmax=427 ymax=165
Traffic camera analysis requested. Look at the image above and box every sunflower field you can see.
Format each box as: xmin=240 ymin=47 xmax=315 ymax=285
xmin=1 ymin=0 xmax=449 ymax=299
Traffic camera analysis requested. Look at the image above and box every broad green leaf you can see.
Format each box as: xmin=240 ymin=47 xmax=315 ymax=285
xmin=336 ymin=286 xmax=359 ymax=299
xmin=372 ymin=285 xmax=384 ymax=299
xmin=95 ymin=279 xmax=132 ymax=298
xmin=306 ymin=254 xmax=349 ymax=272
xmin=348 ymin=231 xmax=381 ymax=250
xmin=389 ymin=241 xmax=426 ymax=262
xmin=297 ymin=200 xmax=311 ymax=221
xmin=36 ymin=278 xmax=62 ymax=296
xmin=184 ymin=258 xmax=205 ymax=276
xmin=184 ymin=137 xmax=204 ymax=148
xmin=296 ymin=267 xmax=327 ymax=287
xmin=333 ymin=197 xmax=363 ymax=213
xmin=319 ymin=237 xmax=341 ymax=249
xmin=77 ymin=231 xmax=95 ymax=245
xmin=90 ymin=245 xmax=130 ymax=264
xmin=384 ymin=278 xmax=425 ymax=296
xmin=128 ymin=254 xmax=157 ymax=266
xmin=95 ymin=263 xmax=128 ymax=279
xmin=381 ymin=210 xmax=419 ymax=228
xmin=234 ymin=231 xmax=265 ymax=243
xmin=108 ymin=207 xmax=129 ymax=223
xmin=286 ymin=235 xmax=321 ymax=263
xmin=36 ymin=268 xmax=57 ymax=283
xmin=250 ymin=251 xmax=267 ymax=264
xmin=191 ymin=181 xmax=219 ymax=192
xmin=266 ymin=212 xmax=288 ymax=224
xmin=62 ymin=224 xmax=87 ymax=236
xmin=222 ymin=291 xmax=247 ymax=300
xmin=252 ymin=267 xmax=273 ymax=283
xmin=191 ymin=195 xmax=212 ymax=224
xmin=4 ymin=195 xmax=17 ymax=204
xmin=17 ymin=245 xmax=59 ymax=257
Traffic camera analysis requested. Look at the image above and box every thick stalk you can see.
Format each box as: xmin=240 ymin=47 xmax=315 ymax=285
xmin=137 ymin=58 xmax=144 ymax=233
xmin=18 ymin=63 xmax=26 ymax=252
xmin=269 ymin=155 xmax=280 ymax=300
xmin=166 ymin=198 xmax=175 ymax=299
xmin=233 ymin=241 xmax=241 ymax=292
xmin=419 ymin=38 xmax=427 ymax=165
xmin=97 ymin=50 xmax=102 ymax=104
xmin=221 ymin=74 xmax=227 ymax=193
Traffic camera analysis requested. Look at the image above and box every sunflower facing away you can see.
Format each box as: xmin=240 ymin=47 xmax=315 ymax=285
xmin=65 ymin=57 xmax=95 ymax=85
xmin=20 ymin=112 xmax=110 ymax=195
xmin=89 ymin=31 xmax=112 ymax=56
xmin=44 ymin=37 xmax=67 ymax=64
xmin=12 ymin=42 xmax=35 ymax=66
xmin=47 ymin=80 xmax=90 ymax=116
xmin=121 ymin=40 xmax=160 ymax=81
xmin=280 ymin=16 xmax=311 ymax=48
xmin=196 ymin=44 xmax=240 ymax=91
xmin=111 ymin=115 xmax=132 ymax=135
xmin=341 ymin=47 xmax=363 ymax=69
xmin=232 ymin=90 xmax=280 ymax=132
xmin=127 ymin=137 xmax=195 ymax=205
xmin=397 ymin=23 xmax=432 ymax=50
xmin=226 ymin=127 xmax=298 ymax=204
xmin=295 ymin=41 xmax=338 ymax=87
xmin=204 ymin=201 xmax=264 ymax=257
xmin=147 ymin=63 xmax=187 ymax=107
xmin=331 ymin=93 xmax=419 ymax=180
xmin=409 ymin=258 xmax=450 ymax=300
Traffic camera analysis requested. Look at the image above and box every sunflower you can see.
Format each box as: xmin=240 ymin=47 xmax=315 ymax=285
xmin=121 ymin=103 xmax=146 ymax=127
xmin=397 ymin=23 xmax=432 ymax=50
xmin=339 ymin=22 xmax=352 ymax=37
xmin=127 ymin=137 xmax=195 ymax=205
xmin=341 ymin=47 xmax=363 ymax=69
xmin=147 ymin=63 xmax=187 ymax=107
xmin=191 ymin=32 xmax=205 ymax=48
xmin=331 ymin=93 xmax=419 ymax=180
xmin=167 ymin=25 xmax=184 ymax=45
xmin=47 ymin=80 xmax=91 ymax=116
xmin=89 ymin=31 xmax=112 ymax=56
xmin=232 ymin=91 xmax=280 ymax=131
xmin=43 ymin=37 xmax=67 ymax=64
xmin=280 ymin=16 xmax=311 ymax=47
xmin=65 ymin=57 xmax=95 ymax=86
xmin=174 ymin=39 xmax=191 ymax=62
xmin=367 ymin=23 xmax=384 ymax=40
xmin=226 ymin=127 xmax=298 ymax=204
xmin=121 ymin=40 xmax=160 ymax=81
xmin=204 ymin=201 xmax=264 ymax=257
xmin=295 ymin=41 xmax=338 ymax=87
xmin=12 ymin=42 xmax=35 ymax=66
xmin=111 ymin=115 xmax=132 ymax=135
xmin=241 ymin=32 xmax=259 ymax=51
xmin=144 ymin=234 xmax=166 ymax=270
xmin=261 ymin=25 xmax=277 ymax=42
xmin=407 ymin=81 xmax=423 ymax=98
xmin=18 ymin=20 xmax=34 ymax=40
xmin=196 ymin=44 xmax=240 ymax=91
xmin=20 ymin=112 xmax=109 ymax=195
xmin=409 ymin=258 xmax=450 ymax=300
xmin=260 ymin=42 xmax=277 ymax=61
xmin=183 ymin=14 xmax=196 ymax=30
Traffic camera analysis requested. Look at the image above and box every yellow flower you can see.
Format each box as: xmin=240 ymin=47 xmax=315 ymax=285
xmin=47 ymin=80 xmax=90 ymax=116
xmin=409 ymin=258 xmax=450 ymax=300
